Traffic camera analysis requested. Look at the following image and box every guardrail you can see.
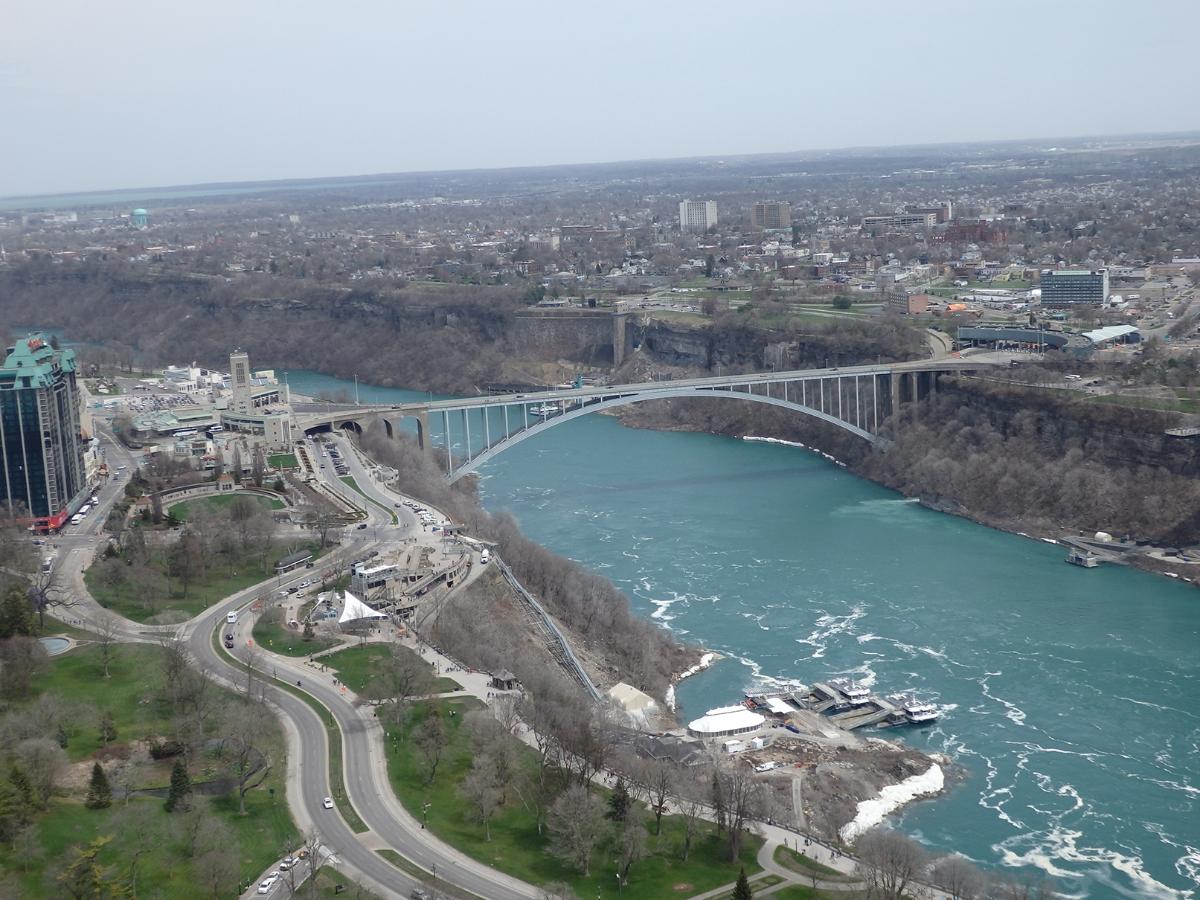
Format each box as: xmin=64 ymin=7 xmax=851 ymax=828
xmin=494 ymin=556 xmax=602 ymax=703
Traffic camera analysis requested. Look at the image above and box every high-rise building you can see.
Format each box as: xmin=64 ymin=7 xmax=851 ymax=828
xmin=679 ymin=200 xmax=717 ymax=233
xmin=229 ymin=350 xmax=253 ymax=415
xmin=1040 ymin=269 xmax=1109 ymax=305
xmin=0 ymin=334 xmax=86 ymax=530
xmin=752 ymin=202 xmax=792 ymax=229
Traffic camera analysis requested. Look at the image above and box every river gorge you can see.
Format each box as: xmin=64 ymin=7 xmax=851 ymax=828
xmin=291 ymin=370 xmax=1198 ymax=898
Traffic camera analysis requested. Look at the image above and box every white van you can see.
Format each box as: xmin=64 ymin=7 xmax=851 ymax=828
xmin=480 ymin=549 xmax=490 ymax=565
xmin=226 ymin=612 xmax=238 ymax=624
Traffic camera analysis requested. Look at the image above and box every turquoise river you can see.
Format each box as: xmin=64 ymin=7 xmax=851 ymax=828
xmin=288 ymin=370 xmax=1199 ymax=899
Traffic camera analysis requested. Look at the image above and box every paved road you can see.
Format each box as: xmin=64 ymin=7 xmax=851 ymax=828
xmin=199 ymin=467 xmax=533 ymax=900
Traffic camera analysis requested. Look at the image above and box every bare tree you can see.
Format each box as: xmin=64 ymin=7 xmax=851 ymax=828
xmin=710 ymin=756 xmax=763 ymax=862
xmin=640 ymin=758 xmax=673 ymax=835
xmin=459 ymin=757 xmax=503 ymax=841
xmin=676 ymin=792 xmax=706 ymax=862
xmin=0 ymin=636 xmax=49 ymax=699
xmin=414 ymin=709 xmax=448 ymax=785
xmin=93 ymin=611 xmax=121 ymax=678
xmin=491 ymin=693 xmax=521 ymax=735
xmin=855 ymin=828 xmax=930 ymax=900
xmin=616 ymin=816 xmax=648 ymax=887
xmin=546 ymin=783 xmax=606 ymax=876
xmin=930 ymin=855 xmax=989 ymax=900
xmin=26 ymin=568 xmax=76 ymax=631
xmin=363 ymin=643 xmax=435 ymax=727
xmin=217 ymin=704 xmax=271 ymax=814
xmin=13 ymin=738 xmax=66 ymax=809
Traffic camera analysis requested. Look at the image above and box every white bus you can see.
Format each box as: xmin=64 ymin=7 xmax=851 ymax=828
xmin=174 ymin=429 xmax=199 ymax=438
xmin=207 ymin=425 xmax=224 ymax=433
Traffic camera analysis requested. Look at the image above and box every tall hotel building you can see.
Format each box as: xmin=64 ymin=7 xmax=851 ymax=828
xmin=0 ymin=335 xmax=86 ymax=531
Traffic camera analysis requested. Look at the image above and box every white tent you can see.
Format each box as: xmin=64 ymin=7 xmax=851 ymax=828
xmin=338 ymin=591 xmax=386 ymax=625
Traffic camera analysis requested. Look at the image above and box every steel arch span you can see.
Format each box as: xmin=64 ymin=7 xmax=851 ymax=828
xmin=444 ymin=386 xmax=878 ymax=483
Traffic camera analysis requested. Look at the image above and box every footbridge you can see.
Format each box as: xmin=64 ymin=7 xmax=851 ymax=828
xmin=295 ymin=356 xmax=997 ymax=483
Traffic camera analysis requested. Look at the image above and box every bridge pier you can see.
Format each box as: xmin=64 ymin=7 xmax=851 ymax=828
xmin=909 ymin=371 xmax=919 ymax=423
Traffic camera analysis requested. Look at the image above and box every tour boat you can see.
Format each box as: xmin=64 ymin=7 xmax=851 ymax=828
xmin=901 ymin=698 xmax=940 ymax=725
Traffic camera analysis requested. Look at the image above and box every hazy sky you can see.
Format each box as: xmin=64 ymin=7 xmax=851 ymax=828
xmin=3 ymin=0 xmax=1198 ymax=197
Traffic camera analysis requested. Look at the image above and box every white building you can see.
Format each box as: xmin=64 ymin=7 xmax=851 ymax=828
xmin=687 ymin=704 xmax=765 ymax=738
xmin=679 ymin=200 xmax=718 ymax=233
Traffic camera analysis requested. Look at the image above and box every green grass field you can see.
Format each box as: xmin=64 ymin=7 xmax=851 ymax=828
xmin=85 ymin=549 xmax=288 ymax=624
xmin=1088 ymin=393 xmax=1200 ymax=413
xmin=323 ymin=644 xmax=460 ymax=695
xmin=85 ymin=539 xmax=322 ymax=624
xmin=168 ymin=492 xmax=284 ymax=522
xmin=24 ymin=644 xmax=174 ymax=761
xmin=774 ymin=845 xmax=854 ymax=880
xmin=338 ymin=476 xmax=398 ymax=524
xmin=252 ymin=608 xmax=340 ymax=658
xmin=269 ymin=453 xmax=299 ymax=470
xmin=0 ymin=642 xmax=298 ymax=898
xmin=383 ymin=699 xmax=762 ymax=898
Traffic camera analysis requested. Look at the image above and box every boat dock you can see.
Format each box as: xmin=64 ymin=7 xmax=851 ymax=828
xmin=748 ymin=683 xmax=914 ymax=732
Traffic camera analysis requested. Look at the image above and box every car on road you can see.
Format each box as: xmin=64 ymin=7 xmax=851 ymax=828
xmin=410 ymin=890 xmax=430 ymax=900
xmin=356 ymin=523 xmax=367 ymax=530
xmin=223 ymin=634 xmax=235 ymax=649
xmin=322 ymin=796 xmax=334 ymax=809
xmin=299 ymin=580 xmax=312 ymax=588
xmin=278 ymin=857 xmax=296 ymax=871
xmin=257 ymin=874 xmax=280 ymax=894
xmin=287 ymin=586 xmax=299 ymax=594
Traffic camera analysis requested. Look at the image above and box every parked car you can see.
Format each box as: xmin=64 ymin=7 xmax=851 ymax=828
xmin=322 ymin=797 xmax=334 ymax=809
xmin=223 ymin=635 xmax=235 ymax=649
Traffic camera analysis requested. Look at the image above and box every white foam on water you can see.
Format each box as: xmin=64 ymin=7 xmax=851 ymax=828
xmin=997 ymin=826 xmax=1193 ymax=899
xmin=794 ymin=604 xmax=867 ymax=659
xmin=840 ymin=764 xmax=945 ymax=843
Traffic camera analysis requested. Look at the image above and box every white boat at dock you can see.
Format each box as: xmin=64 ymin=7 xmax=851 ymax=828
xmin=530 ymin=403 xmax=560 ymax=419
xmin=830 ymin=678 xmax=872 ymax=706
xmin=901 ymin=698 xmax=940 ymax=725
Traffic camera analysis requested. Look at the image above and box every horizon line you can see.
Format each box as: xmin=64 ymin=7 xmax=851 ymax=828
xmin=5 ymin=128 xmax=1200 ymax=208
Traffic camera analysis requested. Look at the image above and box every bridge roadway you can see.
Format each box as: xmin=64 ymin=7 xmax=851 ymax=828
xmin=293 ymin=354 xmax=996 ymax=426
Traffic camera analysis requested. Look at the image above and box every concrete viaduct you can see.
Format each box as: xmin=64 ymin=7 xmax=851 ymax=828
xmin=294 ymin=356 xmax=997 ymax=483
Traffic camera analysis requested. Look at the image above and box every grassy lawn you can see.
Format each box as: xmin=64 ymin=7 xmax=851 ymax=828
xmin=384 ymin=700 xmax=762 ymax=898
xmin=269 ymin=453 xmax=299 ymax=470
xmin=376 ymin=848 xmax=483 ymax=899
xmin=0 ymin=642 xmax=298 ymax=898
xmin=323 ymin=644 xmax=460 ymax=695
xmin=168 ymin=492 xmax=284 ymax=521
xmin=86 ymin=542 xmax=320 ymax=624
xmin=253 ymin=607 xmax=340 ymax=658
xmin=339 ymin=476 xmax=398 ymax=524
xmin=771 ymin=886 xmax=828 ymax=899
xmin=774 ymin=845 xmax=855 ymax=880
xmin=31 ymin=643 xmax=176 ymax=761
xmin=1088 ymin=393 xmax=1200 ymax=413
xmin=314 ymin=866 xmax=384 ymax=899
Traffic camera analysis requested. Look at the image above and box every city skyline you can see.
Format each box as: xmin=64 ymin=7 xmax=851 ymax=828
xmin=3 ymin=0 xmax=1199 ymax=197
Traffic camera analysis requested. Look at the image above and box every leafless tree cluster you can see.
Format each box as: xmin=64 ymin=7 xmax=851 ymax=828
xmin=362 ymin=431 xmax=690 ymax=699
xmin=854 ymin=828 xmax=1060 ymax=900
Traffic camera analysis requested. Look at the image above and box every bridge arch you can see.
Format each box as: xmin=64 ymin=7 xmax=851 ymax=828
xmin=447 ymin=385 xmax=879 ymax=483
